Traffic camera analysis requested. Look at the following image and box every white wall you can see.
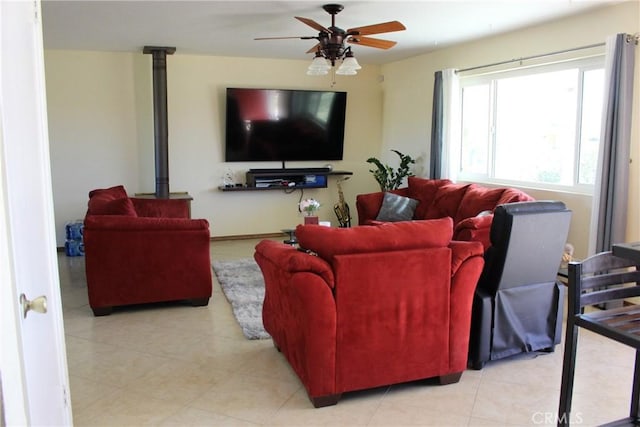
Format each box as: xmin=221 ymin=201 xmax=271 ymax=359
xmin=45 ymin=51 xmax=385 ymax=244
xmin=379 ymin=1 xmax=640 ymax=258
xmin=46 ymin=50 xmax=140 ymax=242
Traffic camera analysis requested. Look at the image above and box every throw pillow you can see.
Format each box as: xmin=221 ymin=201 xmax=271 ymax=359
xmin=424 ymin=183 xmax=472 ymax=220
xmin=87 ymin=185 xmax=129 ymax=215
xmin=454 ymin=186 xmax=505 ymax=223
xmin=88 ymin=185 xmax=127 ymax=201
xmin=376 ymin=192 xmax=419 ymax=222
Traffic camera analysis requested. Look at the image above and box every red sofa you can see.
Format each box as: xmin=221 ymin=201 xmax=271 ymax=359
xmin=254 ymin=219 xmax=484 ymax=407
xmin=83 ymin=185 xmax=212 ymax=316
xmin=356 ymin=177 xmax=534 ymax=250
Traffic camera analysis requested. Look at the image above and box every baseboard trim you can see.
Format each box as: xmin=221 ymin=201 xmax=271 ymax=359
xmin=57 ymin=233 xmax=285 ymax=249
xmin=210 ymin=232 xmax=285 ymax=242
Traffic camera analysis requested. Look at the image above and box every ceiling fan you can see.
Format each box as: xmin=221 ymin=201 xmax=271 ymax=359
xmin=255 ymin=3 xmax=406 ymax=75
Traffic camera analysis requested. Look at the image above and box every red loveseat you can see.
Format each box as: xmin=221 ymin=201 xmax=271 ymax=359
xmin=83 ymin=185 xmax=212 ymax=316
xmin=356 ymin=177 xmax=533 ymax=250
xmin=254 ymin=219 xmax=484 ymax=407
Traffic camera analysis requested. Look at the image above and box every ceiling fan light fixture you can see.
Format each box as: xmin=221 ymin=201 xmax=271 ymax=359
xmin=257 ymin=4 xmax=405 ymax=80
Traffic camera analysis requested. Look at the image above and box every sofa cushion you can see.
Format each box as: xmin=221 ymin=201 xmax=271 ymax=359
xmin=454 ymin=186 xmax=506 ymax=224
xmin=408 ymin=177 xmax=451 ymax=219
xmin=496 ymin=188 xmax=535 ymax=205
xmin=424 ymin=183 xmax=472 ymax=220
xmin=89 ymin=197 xmax=138 ymax=217
xmin=376 ymin=192 xmax=419 ymax=222
xmin=296 ymin=217 xmax=453 ymax=261
xmin=87 ymin=185 xmax=131 ymax=215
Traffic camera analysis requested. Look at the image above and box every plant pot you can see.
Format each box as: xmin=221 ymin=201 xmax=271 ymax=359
xmin=304 ymin=216 xmax=319 ymax=225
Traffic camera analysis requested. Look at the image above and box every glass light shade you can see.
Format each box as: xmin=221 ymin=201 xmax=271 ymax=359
xmin=306 ymin=68 xmax=329 ymax=76
xmin=341 ymin=56 xmax=361 ymax=70
xmin=336 ymin=55 xmax=361 ymax=75
xmin=308 ymin=56 xmax=331 ymax=72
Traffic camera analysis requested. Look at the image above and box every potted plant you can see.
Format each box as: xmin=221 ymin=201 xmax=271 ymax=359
xmin=367 ymin=149 xmax=416 ymax=191
xmin=299 ymin=198 xmax=321 ymax=224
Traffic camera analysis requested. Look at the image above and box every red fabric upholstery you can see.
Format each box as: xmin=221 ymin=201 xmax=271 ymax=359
xmin=296 ymin=218 xmax=453 ymax=260
xmin=255 ymin=220 xmax=485 ymax=407
xmin=87 ymin=185 xmax=129 ymax=215
xmin=408 ymin=177 xmax=452 ymax=219
xmin=355 ymin=177 xmax=533 ymax=250
xmin=89 ymin=197 xmax=138 ymax=216
xmin=454 ymin=215 xmax=494 ymax=248
xmin=424 ymin=183 xmax=473 ymax=219
xmin=83 ymin=186 xmax=212 ymax=315
xmin=131 ymin=197 xmax=190 ymax=218
xmin=454 ymin=186 xmax=506 ymax=224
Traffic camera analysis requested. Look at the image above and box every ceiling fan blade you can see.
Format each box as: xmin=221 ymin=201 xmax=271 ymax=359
xmin=347 ymin=21 xmax=406 ymax=36
xmin=295 ymin=16 xmax=332 ymax=33
xmin=306 ymin=43 xmax=321 ymax=54
xmin=254 ymin=36 xmax=317 ymax=41
xmin=348 ymin=36 xmax=397 ymax=50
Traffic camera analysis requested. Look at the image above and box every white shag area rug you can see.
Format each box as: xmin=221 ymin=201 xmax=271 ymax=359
xmin=212 ymin=258 xmax=270 ymax=340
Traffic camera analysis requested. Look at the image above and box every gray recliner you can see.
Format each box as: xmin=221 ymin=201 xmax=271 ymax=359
xmin=468 ymin=201 xmax=572 ymax=369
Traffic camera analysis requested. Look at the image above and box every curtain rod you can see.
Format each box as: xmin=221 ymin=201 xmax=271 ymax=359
xmin=457 ymin=42 xmax=605 ymax=74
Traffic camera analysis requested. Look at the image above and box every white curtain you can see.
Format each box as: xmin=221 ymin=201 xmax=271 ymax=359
xmin=440 ymin=69 xmax=461 ymax=181
xmin=588 ymin=33 xmax=637 ymax=254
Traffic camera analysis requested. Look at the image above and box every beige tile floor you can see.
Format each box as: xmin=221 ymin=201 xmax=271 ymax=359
xmin=59 ymin=238 xmax=636 ymax=426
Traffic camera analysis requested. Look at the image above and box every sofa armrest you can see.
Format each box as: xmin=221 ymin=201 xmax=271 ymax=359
xmin=255 ymin=240 xmax=335 ymax=288
xmin=254 ymin=240 xmax=338 ymax=398
xmin=447 ymin=240 xmax=485 ymax=373
xmin=355 ymin=192 xmax=385 ymax=225
xmin=449 ymin=240 xmax=484 ymax=277
xmin=131 ymin=197 xmax=190 ymax=218
xmin=453 ymin=214 xmax=494 ymax=250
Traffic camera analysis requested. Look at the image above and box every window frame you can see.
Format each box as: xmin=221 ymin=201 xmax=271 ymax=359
xmin=457 ymin=55 xmax=605 ymax=195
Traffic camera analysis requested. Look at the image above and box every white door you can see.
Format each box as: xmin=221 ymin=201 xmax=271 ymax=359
xmin=0 ymin=1 xmax=72 ymax=425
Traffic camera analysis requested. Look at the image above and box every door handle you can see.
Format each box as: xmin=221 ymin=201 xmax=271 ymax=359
xmin=20 ymin=294 xmax=47 ymax=318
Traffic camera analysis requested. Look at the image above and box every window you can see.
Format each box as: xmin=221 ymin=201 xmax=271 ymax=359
xmin=458 ymin=57 xmax=604 ymax=192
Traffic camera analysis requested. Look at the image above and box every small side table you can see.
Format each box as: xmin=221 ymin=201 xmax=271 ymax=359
xmin=282 ymin=229 xmax=297 ymax=246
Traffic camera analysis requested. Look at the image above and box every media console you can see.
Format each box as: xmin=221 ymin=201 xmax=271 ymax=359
xmin=219 ymin=168 xmax=352 ymax=191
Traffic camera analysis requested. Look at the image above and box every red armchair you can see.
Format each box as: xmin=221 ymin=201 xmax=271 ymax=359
xmin=254 ymin=218 xmax=484 ymax=407
xmin=83 ymin=185 xmax=212 ymax=316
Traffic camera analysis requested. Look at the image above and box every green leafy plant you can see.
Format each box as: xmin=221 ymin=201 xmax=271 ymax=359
xmin=367 ymin=149 xmax=416 ymax=192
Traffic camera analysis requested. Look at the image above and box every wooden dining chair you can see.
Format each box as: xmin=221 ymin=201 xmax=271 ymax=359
xmin=558 ymin=250 xmax=640 ymax=427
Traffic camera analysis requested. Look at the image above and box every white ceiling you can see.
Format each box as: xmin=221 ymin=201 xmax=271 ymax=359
xmin=41 ymin=0 xmax=618 ymax=65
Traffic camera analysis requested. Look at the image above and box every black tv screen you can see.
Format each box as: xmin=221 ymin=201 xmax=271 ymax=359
xmin=225 ymin=88 xmax=347 ymax=162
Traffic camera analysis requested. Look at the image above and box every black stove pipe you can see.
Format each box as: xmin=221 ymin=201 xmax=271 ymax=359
xmin=143 ymin=46 xmax=175 ymax=199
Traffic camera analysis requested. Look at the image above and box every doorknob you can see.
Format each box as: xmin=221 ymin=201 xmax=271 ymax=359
xmin=20 ymin=294 xmax=47 ymax=318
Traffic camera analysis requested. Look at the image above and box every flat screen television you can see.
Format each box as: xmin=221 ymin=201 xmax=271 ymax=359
xmin=225 ymin=88 xmax=347 ymax=162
